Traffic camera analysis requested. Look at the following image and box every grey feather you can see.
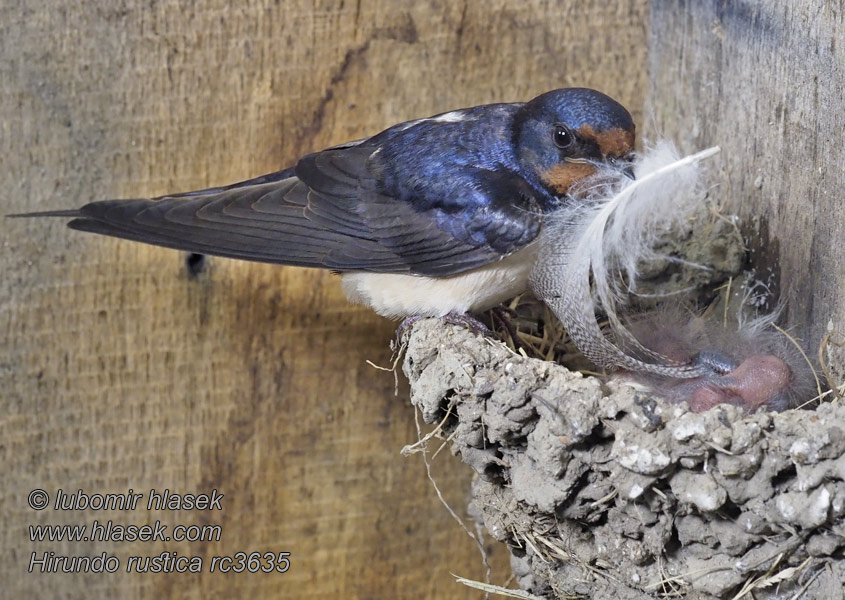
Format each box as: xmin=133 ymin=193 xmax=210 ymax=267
xmin=530 ymin=142 xmax=722 ymax=377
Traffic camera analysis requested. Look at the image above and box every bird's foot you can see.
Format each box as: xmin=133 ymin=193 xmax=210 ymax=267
xmin=441 ymin=312 xmax=493 ymax=336
xmin=394 ymin=312 xmax=493 ymax=345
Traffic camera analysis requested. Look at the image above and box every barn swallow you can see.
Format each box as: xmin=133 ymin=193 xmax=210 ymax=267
xmin=10 ymin=88 xmax=636 ymax=318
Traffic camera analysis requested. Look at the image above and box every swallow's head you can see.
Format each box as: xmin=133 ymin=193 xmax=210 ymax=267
xmin=513 ymin=88 xmax=636 ymax=199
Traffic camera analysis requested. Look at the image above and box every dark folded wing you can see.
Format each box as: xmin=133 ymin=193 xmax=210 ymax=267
xmin=32 ymin=145 xmax=543 ymax=276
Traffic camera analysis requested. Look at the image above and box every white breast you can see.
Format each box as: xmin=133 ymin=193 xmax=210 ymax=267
xmin=340 ymin=245 xmax=538 ymax=318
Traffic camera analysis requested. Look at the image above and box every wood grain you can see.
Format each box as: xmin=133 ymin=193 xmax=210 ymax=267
xmin=0 ymin=1 xmax=647 ymax=597
xmin=647 ymin=0 xmax=845 ymax=385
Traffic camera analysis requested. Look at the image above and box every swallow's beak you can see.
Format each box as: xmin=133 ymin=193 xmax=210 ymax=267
xmin=608 ymin=155 xmax=636 ymax=180
xmin=563 ymin=155 xmax=636 ymax=181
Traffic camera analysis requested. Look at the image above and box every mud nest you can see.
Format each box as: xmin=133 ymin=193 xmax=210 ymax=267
xmin=402 ymin=320 xmax=845 ymax=599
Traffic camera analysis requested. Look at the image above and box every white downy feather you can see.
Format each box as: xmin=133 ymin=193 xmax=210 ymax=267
xmin=530 ymin=142 xmax=721 ymax=377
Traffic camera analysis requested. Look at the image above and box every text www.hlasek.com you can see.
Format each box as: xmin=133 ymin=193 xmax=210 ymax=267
xmin=27 ymin=488 xmax=292 ymax=574
xmin=30 ymin=520 xmax=220 ymax=543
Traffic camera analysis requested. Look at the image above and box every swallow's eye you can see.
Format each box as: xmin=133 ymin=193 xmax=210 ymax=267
xmin=552 ymin=125 xmax=573 ymax=149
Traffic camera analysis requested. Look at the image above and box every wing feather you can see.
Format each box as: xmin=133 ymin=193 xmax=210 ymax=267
xmin=27 ymin=139 xmax=544 ymax=276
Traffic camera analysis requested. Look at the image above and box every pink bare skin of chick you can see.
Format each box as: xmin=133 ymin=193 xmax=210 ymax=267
xmin=667 ymin=350 xmax=794 ymax=412
xmin=613 ymin=310 xmax=814 ymax=413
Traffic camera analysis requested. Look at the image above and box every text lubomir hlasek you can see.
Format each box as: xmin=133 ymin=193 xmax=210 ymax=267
xmin=52 ymin=488 xmax=223 ymax=511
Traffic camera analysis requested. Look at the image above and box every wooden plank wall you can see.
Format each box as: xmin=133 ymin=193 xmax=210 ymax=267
xmin=647 ymin=1 xmax=845 ymax=385
xmin=1 ymin=1 xmax=648 ymax=598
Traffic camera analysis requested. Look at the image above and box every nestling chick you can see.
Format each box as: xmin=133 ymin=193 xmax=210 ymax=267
xmin=610 ymin=306 xmax=816 ymax=412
